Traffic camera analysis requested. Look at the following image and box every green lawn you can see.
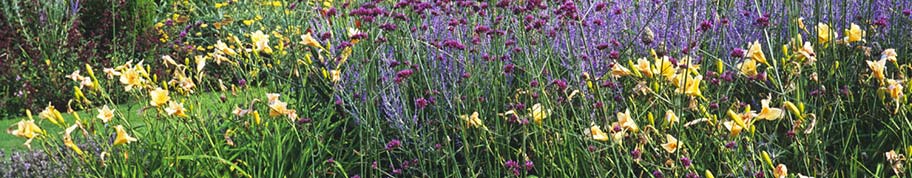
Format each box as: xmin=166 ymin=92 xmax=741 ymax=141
xmin=1 ymin=87 xmax=266 ymax=153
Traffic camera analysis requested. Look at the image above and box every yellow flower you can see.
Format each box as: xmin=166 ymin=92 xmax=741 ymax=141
xmin=269 ymin=100 xmax=290 ymax=117
xmin=664 ymin=110 xmax=678 ymax=125
xmin=738 ymin=59 xmax=758 ymax=77
xmin=9 ymin=119 xmax=42 ymax=139
xmin=232 ymin=106 xmax=247 ymax=117
xmin=300 ymin=32 xmax=323 ymax=49
xmin=161 ymin=55 xmax=179 ymax=67
xmin=887 ymin=79 xmax=904 ymax=100
xmin=661 ymin=134 xmax=680 ymax=153
xmin=280 ymin=109 xmax=297 ymax=121
xmin=585 ymin=123 xmax=610 ymax=141
xmin=723 ymin=120 xmax=743 ymax=137
xmin=774 ymin=164 xmax=788 ymax=178
xmin=149 ymin=87 xmax=170 ymax=107
xmin=330 ymin=70 xmax=342 ymax=83
xmin=756 ymin=97 xmax=784 ymax=121
xmin=266 ymin=93 xmax=281 ymax=104
xmin=654 ymin=56 xmax=677 ymax=79
xmin=113 ymin=125 xmax=137 ymax=146
xmin=675 ymin=74 xmax=703 ymax=97
xmin=38 ymin=103 xmax=65 ymax=126
xmin=165 ymin=101 xmax=188 ymax=117
xmin=103 ymin=67 xmax=121 ymax=79
xmin=866 ymin=57 xmax=887 ymax=84
xmin=748 ymin=40 xmax=768 ymax=65
xmin=611 ymin=63 xmax=632 ymax=77
xmin=529 ymin=103 xmax=551 ymax=125
xmin=195 ymin=55 xmax=207 ymax=73
xmin=215 ymin=40 xmax=238 ymax=56
xmin=636 ymin=58 xmax=654 ymax=78
xmin=882 ymin=48 xmax=897 ymax=62
xmin=816 ymin=23 xmax=835 ymax=44
xmin=796 ymin=17 xmax=807 ymax=32
xmin=119 ymin=64 xmax=145 ymax=91
xmin=843 ymin=23 xmax=865 ymax=43
xmin=459 ymin=111 xmax=485 ymax=128
xmin=96 ymin=105 xmax=114 ymax=123
xmin=251 ymin=30 xmax=274 ymax=54
xmin=796 ymin=42 xmax=816 ymax=64
xmin=614 ymin=109 xmax=639 ymax=132
xmin=64 ymin=123 xmax=84 ymax=155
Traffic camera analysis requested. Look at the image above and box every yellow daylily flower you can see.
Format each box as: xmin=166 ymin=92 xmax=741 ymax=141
xmin=866 ymin=57 xmax=887 ymax=84
xmin=636 ymin=58 xmax=654 ymax=78
xmin=756 ymin=97 xmax=784 ymax=120
xmin=251 ymin=30 xmax=274 ymax=54
xmin=119 ymin=63 xmax=145 ymax=91
xmin=748 ymin=40 xmax=768 ymax=65
xmin=774 ymin=164 xmax=788 ymax=178
xmin=96 ymin=105 xmax=114 ymax=123
xmin=300 ymin=32 xmax=323 ymax=49
xmin=529 ymin=103 xmax=551 ymax=125
xmin=64 ymin=123 xmax=84 ymax=155
xmin=611 ymin=63 xmax=632 ymax=77
xmin=816 ymin=23 xmax=836 ymax=44
xmin=654 ymin=56 xmax=677 ymax=80
xmin=165 ymin=101 xmax=188 ymax=117
xmin=614 ymin=109 xmax=639 ymax=132
xmin=269 ymin=100 xmax=290 ymax=117
xmin=195 ymin=55 xmax=207 ymax=73
xmin=843 ymin=23 xmax=865 ymax=43
xmin=675 ymin=74 xmax=703 ymax=97
xmin=330 ymin=70 xmax=342 ymax=83
xmin=664 ymin=110 xmax=679 ymax=125
xmin=266 ymin=93 xmax=281 ymax=104
xmin=215 ymin=40 xmax=237 ymax=56
xmin=661 ymin=134 xmax=680 ymax=153
xmin=149 ymin=87 xmax=170 ymax=107
xmin=723 ymin=120 xmax=743 ymax=137
xmin=113 ymin=125 xmax=137 ymax=146
xmin=796 ymin=42 xmax=816 ymax=64
xmin=459 ymin=111 xmax=485 ymax=128
xmin=882 ymin=48 xmax=897 ymax=62
xmin=9 ymin=119 xmax=42 ymax=139
xmin=738 ymin=59 xmax=759 ymax=77
xmin=161 ymin=55 xmax=180 ymax=67
xmin=887 ymin=79 xmax=904 ymax=100
xmin=38 ymin=103 xmax=65 ymax=126
xmin=585 ymin=123 xmax=610 ymax=141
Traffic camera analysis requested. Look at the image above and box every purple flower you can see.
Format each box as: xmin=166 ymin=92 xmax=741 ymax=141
xmin=238 ymin=79 xmax=247 ymax=87
xmin=725 ymin=141 xmax=737 ymax=149
xmin=731 ymin=48 xmax=745 ymax=58
xmin=415 ymin=98 xmax=429 ymax=109
xmin=503 ymin=63 xmax=515 ymax=74
xmin=504 ymin=160 xmax=519 ymax=168
xmin=653 ymin=170 xmax=664 ymax=178
xmin=699 ymin=20 xmax=713 ymax=31
xmin=552 ymin=79 xmax=568 ymax=91
xmin=686 ymin=172 xmax=701 ymax=178
xmin=630 ymin=149 xmax=642 ymax=160
xmin=904 ymin=9 xmax=911 ymax=16
xmin=680 ymin=157 xmax=692 ymax=168
xmin=530 ymin=80 xmax=539 ymax=87
xmin=385 ymin=139 xmax=402 ymax=150
xmin=524 ymin=160 xmax=534 ymax=170
xmin=609 ymin=50 xmax=620 ymax=59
